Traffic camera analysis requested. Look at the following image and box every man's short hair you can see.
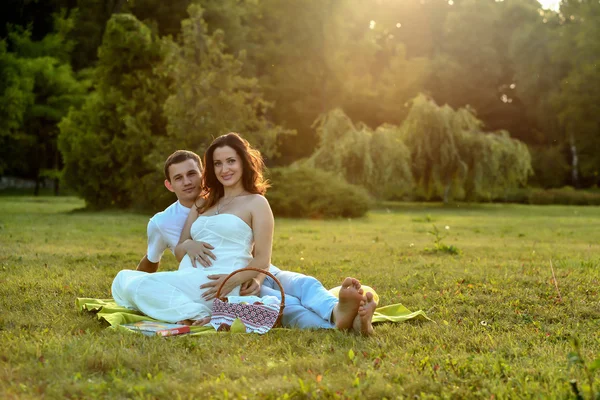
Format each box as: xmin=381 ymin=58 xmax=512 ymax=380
xmin=164 ymin=150 xmax=203 ymax=181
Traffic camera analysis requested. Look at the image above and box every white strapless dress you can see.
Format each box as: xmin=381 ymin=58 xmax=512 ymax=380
xmin=111 ymin=214 xmax=253 ymax=323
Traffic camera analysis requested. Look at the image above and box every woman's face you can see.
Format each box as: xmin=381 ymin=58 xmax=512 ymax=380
xmin=212 ymin=145 xmax=243 ymax=189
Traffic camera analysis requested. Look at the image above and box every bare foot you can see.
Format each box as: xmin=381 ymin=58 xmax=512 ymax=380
xmin=332 ymin=277 xmax=364 ymax=330
xmin=177 ymin=319 xmax=193 ymax=326
xmin=351 ymin=292 xmax=376 ymax=336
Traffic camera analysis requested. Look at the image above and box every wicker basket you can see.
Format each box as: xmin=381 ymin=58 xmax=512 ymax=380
xmin=210 ymin=267 xmax=285 ymax=333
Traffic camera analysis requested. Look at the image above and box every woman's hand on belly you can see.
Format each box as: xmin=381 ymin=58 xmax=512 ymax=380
xmin=200 ymin=274 xmax=240 ymax=301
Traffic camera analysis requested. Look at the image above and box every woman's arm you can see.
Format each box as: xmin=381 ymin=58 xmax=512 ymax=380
xmin=201 ymin=195 xmax=274 ymax=300
xmin=247 ymin=195 xmax=274 ymax=270
xmin=174 ymin=200 xmax=215 ymax=267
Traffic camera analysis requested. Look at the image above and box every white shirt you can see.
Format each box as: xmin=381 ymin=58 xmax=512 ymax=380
xmin=146 ymin=201 xmax=191 ymax=263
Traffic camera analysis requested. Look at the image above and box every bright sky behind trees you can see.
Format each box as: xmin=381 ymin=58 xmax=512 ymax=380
xmin=537 ymin=0 xmax=560 ymax=10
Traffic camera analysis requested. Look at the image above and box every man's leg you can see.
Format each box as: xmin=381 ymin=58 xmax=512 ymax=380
xmin=260 ymin=286 xmax=334 ymax=329
xmin=264 ymin=266 xmax=339 ymax=324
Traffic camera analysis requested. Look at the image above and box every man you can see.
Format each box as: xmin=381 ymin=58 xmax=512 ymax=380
xmin=137 ymin=150 xmax=366 ymax=331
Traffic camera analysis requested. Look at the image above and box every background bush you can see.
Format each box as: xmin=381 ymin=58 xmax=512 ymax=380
xmin=266 ymin=166 xmax=371 ymax=218
xmin=528 ymin=187 xmax=600 ymax=206
xmin=502 ymin=187 xmax=600 ymax=206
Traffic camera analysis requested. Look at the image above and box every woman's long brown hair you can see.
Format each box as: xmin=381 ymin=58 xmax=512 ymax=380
xmin=196 ymin=133 xmax=269 ymax=214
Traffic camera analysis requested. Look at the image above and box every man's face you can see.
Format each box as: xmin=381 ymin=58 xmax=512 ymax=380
xmin=165 ymin=159 xmax=202 ymax=206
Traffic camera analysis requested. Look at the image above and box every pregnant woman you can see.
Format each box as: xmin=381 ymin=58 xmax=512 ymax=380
xmin=111 ymin=133 xmax=273 ymax=324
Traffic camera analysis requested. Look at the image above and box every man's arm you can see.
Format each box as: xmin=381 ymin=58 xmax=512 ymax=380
xmin=136 ymin=255 xmax=159 ymax=273
xmin=141 ymin=219 xmax=168 ymax=273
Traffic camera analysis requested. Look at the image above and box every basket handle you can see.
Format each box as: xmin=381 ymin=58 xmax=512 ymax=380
xmin=214 ymin=267 xmax=286 ymax=327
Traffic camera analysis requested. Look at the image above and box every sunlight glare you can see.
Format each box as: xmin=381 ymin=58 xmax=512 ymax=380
xmin=538 ymin=0 xmax=560 ymax=10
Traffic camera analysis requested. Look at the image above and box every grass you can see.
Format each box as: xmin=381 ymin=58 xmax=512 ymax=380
xmin=1 ymin=196 xmax=599 ymax=399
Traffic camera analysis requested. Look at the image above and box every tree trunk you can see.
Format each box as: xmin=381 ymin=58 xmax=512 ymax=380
xmin=569 ymin=134 xmax=579 ymax=188
xmin=53 ymin=149 xmax=60 ymax=196
xmin=443 ymin=182 xmax=451 ymax=204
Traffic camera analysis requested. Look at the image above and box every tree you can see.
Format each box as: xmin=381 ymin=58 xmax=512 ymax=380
xmin=401 ymin=94 xmax=532 ymax=202
xmin=239 ymin=0 xmax=432 ymax=164
xmin=509 ymin=2 xmax=567 ymax=187
xmin=306 ymin=108 xmax=413 ymax=199
xmin=159 ymin=4 xmax=286 ymax=160
xmin=133 ymin=4 xmax=290 ymax=211
xmin=0 ymin=40 xmax=34 ymax=175
xmin=0 ymin=12 xmax=86 ymax=194
xmin=551 ymin=0 xmax=600 ymax=187
xmin=60 ymin=7 xmax=287 ymax=210
xmin=401 ymin=95 xmax=466 ymax=202
xmin=59 ymin=13 xmax=167 ymax=207
xmin=427 ymin=0 xmax=539 ymax=144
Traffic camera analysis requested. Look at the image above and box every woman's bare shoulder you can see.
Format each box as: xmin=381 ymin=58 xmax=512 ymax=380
xmin=246 ymin=194 xmax=270 ymax=210
xmin=246 ymin=193 xmax=268 ymax=203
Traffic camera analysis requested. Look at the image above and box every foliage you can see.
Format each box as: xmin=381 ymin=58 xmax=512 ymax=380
xmin=402 ymin=95 xmax=532 ymax=202
xmin=130 ymin=4 xmax=290 ymax=211
xmin=266 ymin=166 xmax=371 ymax=218
xmin=1 ymin=197 xmax=600 ymax=398
xmin=528 ymin=187 xmax=600 ymax=206
xmin=58 ymin=13 xmax=167 ymax=208
xmin=529 ymin=145 xmax=570 ymax=188
xmin=509 ymin=3 xmax=563 ymax=146
xmin=307 ymin=108 xmax=413 ymax=200
xmin=242 ymin=0 xmax=431 ymax=163
xmin=551 ymin=0 xmax=600 ymax=187
xmin=3 ymin=0 xmax=600 ymax=192
xmin=401 ymin=95 xmax=466 ymax=202
xmin=0 ymin=12 xmax=87 ymax=193
xmin=0 ymin=42 xmax=34 ymax=175
xmin=158 ymin=4 xmax=287 ymax=161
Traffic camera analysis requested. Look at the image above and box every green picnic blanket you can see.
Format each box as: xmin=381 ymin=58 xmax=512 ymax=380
xmin=77 ymin=298 xmax=430 ymax=335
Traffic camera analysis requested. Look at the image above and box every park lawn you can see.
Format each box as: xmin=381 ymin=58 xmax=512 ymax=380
xmin=0 ymin=196 xmax=599 ymax=399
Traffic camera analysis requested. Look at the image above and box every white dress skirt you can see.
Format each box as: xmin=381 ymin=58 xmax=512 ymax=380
xmin=112 ymin=214 xmax=253 ymax=323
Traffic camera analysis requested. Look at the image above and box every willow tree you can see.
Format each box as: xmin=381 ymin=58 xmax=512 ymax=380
xmin=451 ymin=106 xmax=532 ymax=200
xmin=486 ymin=131 xmax=532 ymax=199
xmin=401 ymin=94 xmax=532 ymax=202
xmin=306 ymin=108 xmax=413 ymax=199
xmin=307 ymin=108 xmax=373 ymax=185
xmin=369 ymin=124 xmax=414 ymax=199
xmin=401 ymin=94 xmax=466 ymax=202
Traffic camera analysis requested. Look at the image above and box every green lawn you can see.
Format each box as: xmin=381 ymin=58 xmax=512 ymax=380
xmin=1 ymin=196 xmax=599 ymax=399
